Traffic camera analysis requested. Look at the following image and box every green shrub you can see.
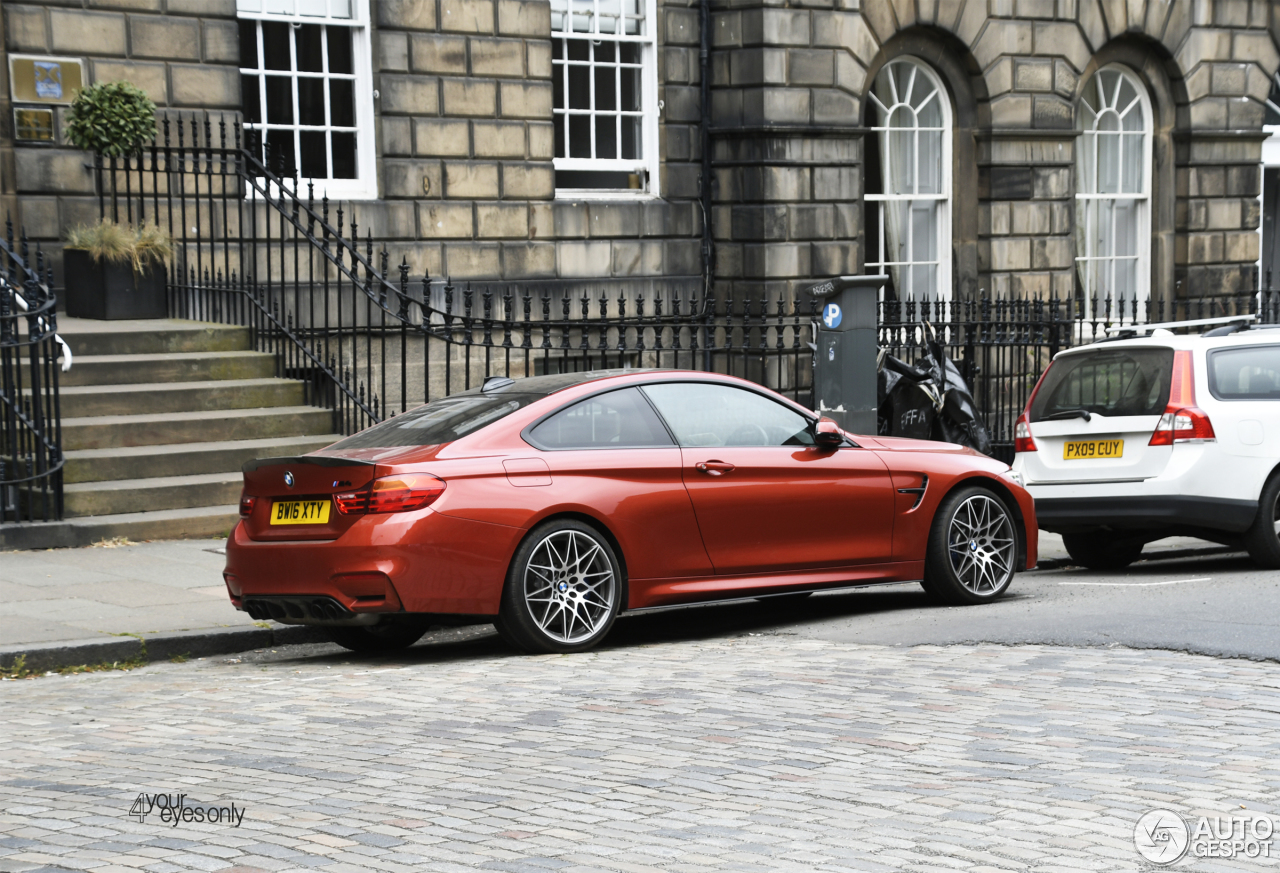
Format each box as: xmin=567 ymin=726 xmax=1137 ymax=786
xmin=65 ymin=81 xmax=157 ymax=158
xmin=66 ymin=220 xmax=172 ymax=273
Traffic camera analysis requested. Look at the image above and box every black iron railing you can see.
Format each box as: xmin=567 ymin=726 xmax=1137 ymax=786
xmin=0 ymin=223 xmax=63 ymax=523
xmin=92 ymin=114 xmax=1280 ymax=461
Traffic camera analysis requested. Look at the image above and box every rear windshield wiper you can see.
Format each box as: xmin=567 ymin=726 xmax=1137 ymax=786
xmin=1042 ymin=408 xmax=1092 ymax=422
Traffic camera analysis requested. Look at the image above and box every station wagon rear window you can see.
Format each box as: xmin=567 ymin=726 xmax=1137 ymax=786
xmin=1208 ymin=345 xmax=1280 ymax=400
xmin=1029 ymin=348 xmax=1173 ymax=421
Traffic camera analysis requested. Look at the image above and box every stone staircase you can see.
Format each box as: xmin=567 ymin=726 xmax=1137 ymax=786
xmin=2 ymin=318 xmax=342 ymax=548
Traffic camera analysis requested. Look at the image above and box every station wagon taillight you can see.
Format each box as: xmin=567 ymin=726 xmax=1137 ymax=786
xmin=335 ymin=474 xmax=446 ymax=515
xmin=1149 ymin=350 xmax=1215 ymax=446
xmin=1014 ymin=413 xmax=1037 ymax=453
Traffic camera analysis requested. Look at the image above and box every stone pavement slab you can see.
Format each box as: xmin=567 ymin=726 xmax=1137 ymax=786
xmin=0 ymin=637 xmax=1277 ymax=871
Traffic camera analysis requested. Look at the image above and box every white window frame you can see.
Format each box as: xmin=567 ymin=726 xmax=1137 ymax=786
xmin=551 ymin=0 xmax=660 ymax=199
xmin=1075 ymin=64 xmax=1152 ymax=315
xmin=865 ymin=57 xmax=953 ymax=302
xmin=237 ymin=0 xmax=377 ymax=200
xmin=1258 ymin=69 xmax=1280 ymax=292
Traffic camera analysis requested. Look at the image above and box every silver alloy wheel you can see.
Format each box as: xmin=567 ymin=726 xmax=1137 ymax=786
xmin=945 ymin=494 xmax=1016 ymax=595
xmin=523 ymin=529 xmax=617 ymax=644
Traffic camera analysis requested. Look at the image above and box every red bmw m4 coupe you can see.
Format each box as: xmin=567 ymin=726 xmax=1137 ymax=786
xmin=224 ymin=369 xmax=1037 ymax=654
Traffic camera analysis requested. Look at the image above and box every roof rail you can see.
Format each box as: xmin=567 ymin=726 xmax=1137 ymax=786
xmin=1104 ymin=313 xmax=1257 ymax=337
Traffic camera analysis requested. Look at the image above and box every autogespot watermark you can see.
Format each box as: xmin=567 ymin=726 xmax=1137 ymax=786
xmin=1134 ymin=808 xmax=1274 ymax=865
xmin=129 ymin=793 xmax=245 ymax=828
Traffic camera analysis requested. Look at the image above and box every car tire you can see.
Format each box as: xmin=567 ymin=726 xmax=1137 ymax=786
xmin=1244 ymin=475 xmax=1280 ymax=569
xmin=498 ymin=519 xmax=623 ymax=654
xmin=324 ymin=620 xmax=426 ymax=653
xmin=1061 ymin=532 xmax=1144 ymax=570
xmin=921 ymin=486 xmax=1018 ymax=605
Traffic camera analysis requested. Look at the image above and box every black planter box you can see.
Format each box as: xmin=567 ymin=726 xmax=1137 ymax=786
xmin=62 ymin=249 xmax=167 ymax=320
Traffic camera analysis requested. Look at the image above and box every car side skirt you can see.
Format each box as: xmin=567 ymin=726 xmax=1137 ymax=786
xmin=633 ymin=562 xmax=926 ymax=609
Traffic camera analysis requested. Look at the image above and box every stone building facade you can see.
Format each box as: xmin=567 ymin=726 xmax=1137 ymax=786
xmin=1 ymin=0 xmax=1278 ymax=308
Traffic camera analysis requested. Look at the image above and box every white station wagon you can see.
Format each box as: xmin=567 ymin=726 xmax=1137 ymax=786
xmin=1012 ymin=320 xmax=1280 ymax=570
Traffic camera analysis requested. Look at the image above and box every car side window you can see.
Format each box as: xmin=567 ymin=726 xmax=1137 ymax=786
xmin=528 ymin=387 xmax=675 ymax=449
xmin=1208 ymin=345 xmax=1280 ymax=400
xmin=641 ymin=383 xmax=815 ymax=447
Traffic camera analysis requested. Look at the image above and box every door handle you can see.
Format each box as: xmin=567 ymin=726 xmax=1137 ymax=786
xmin=696 ymin=460 xmax=735 ymax=476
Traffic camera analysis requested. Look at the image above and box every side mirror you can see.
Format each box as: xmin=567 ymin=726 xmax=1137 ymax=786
xmin=814 ymin=417 xmax=843 ymax=448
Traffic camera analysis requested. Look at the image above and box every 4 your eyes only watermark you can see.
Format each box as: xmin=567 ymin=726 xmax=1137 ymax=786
xmin=129 ymin=793 xmax=245 ymax=828
xmin=1135 ymin=808 xmax=1274 ymax=865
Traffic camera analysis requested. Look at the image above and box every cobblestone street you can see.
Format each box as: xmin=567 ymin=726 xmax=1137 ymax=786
xmin=2 ymin=633 xmax=1279 ymax=872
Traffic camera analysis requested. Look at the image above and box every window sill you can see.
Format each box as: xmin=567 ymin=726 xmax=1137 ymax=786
xmin=554 ymin=189 xmax=660 ymax=202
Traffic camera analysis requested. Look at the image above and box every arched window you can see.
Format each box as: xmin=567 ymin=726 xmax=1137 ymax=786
xmin=1076 ymin=66 xmax=1152 ymax=312
xmin=865 ymin=58 xmax=952 ymax=301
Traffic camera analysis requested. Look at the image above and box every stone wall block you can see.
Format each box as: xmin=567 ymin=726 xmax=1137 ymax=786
xmin=382 ymin=117 xmax=413 ymax=156
xmin=743 ymin=88 xmax=810 ymax=125
xmin=1031 ymin=22 xmax=1090 ymax=70
xmin=444 ymin=243 xmax=501 ymax=278
xmin=712 ymin=11 xmax=742 ymax=48
xmin=379 ymin=0 xmax=438 ymax=31
xmin=476 ymin=202 xmax=528 ymax=238
xmin=471 ymin=37 xmax=525 ymax=77
xmin=1031 ymin=237 xmax=1071 ymax=269
xmin=382 ymin=159 xmax=443 ymax=199
xmin=1206 ymin=198 xmax=1242 ymax=229
xmin=991 ymin=238 xmax=1031 ymax=271
xmin=558 ymin=240 xmax=612 ymax=277
xmin=527 ymin=41 xmax=552 ymax=79
xmin=972 ymin=20 xmax=1033 ymax=69
xmin=50 ymin=9 xmax=126 ymax=54
xmin=813 ymin=90 xmax=857 ymax=125
xmin=665 ymin=85 xmax=703 ymax=122
xmin=503 ymin=242 xmax=556 ymax=278
xmin=528 ymin=122 xmax=555 ymax=160
xmin=415 ymin=119 xmax=471 ymax=157
xmin=1032 ymin=167 xmax=1070 ymax=198
xmin=131 ymin=15 xmax=200 ymax=60
xmin=1224 ymin=230 xmax=1259 ymax=262
xmin=441 ymin=0 xmax=496 ymax=34
xmin=731 ymin=205 xmax=789 ymax=241
xmin=498 ymin=0 xmax=549 ymax=36
xmin=1014 ymin=58 xmax=1053 ymax=91
xmin=730 ymin=49 xmax=786 ymax=86
xmin=381 ymin=75 xmax=441 ymax=114
xmin=91 ymin=60 xmax=167 ymax=104
xmin=788 ymin=204 xmax=834 ymax=240
xmin=990 ymin=94 xmax=1033 ymax=127
xmin=742 ymin=243 xmax=808 ymax=278
xmin=6 ymin=5 xmax=49 ymax=51
xmin=443 ymin=79 xmax=498 ymax=116
xmin=744 ymin=8 xmax=810 ymax=47
xmin=587 ymin=203 xmax=643 ymax=238
xmin=444 ymin=161 xmax=500 ymax=198
xmin=1187 ymin=232 xmax=1224 ymax=264
xmin=812 ymin=12 xmax=877 ymax=66
xmin=15 ymin=150 xmax=95 ymax=195
xmin=499 ymin=82 xmax=553 ymax=119
xmin=419 ymin=202 xmax=475 ymax=238
xmin=813 ymin=166 xmax=859 ymax=200
xmin=381 ymin=31 xmax=411 ymax=71
xmin=1011 ymin=202 xmax=1051 ymax=235
xmin=811 ymin=242 xmax=856 ymax=275
xmin=412 ymin=34 xmax=469 ymax=74
xmin=203 ymin=20 xmax=239 ymax=63
xmin=170 ymin=64 xmax=239 ymax=108
xmin=666 ymin=7 xmax=700 ymax=46
xmin=501 ymin=163 xmax=554 ymax=199
xmin=1232 ymin=32 xmax=1280 ymax=72
xmin=472 ymin=121 xmax=526 ymax=158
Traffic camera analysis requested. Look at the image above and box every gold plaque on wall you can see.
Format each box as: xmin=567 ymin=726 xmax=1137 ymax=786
xmin=15 ymin=107 xmax=55 ymax=141
xmin=10 ymin=55 xmax=84 ymax=105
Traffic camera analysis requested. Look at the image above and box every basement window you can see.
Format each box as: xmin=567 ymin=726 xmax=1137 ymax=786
xmin=237 ymin=0 xmax=377 ymax=200
xmin=551 ymin=0 xmax=659 ymax=197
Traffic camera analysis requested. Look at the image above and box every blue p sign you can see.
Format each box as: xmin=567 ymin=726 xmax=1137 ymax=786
xmin=822 ymin=302 xmax=842 ymax=329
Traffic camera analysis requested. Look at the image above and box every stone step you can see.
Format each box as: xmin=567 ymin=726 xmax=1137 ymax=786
xmin=0 ymin=505 xmax=241 ymax=550
xmin=62 ymin=406 xmax=335 ymax=451
xmin=64 ymin=435 xmax=342 ymax=484
xmin=57 ymin=379 xmax=307 ymax=418
xmin=64 ymin=472 xmax=245 ymax=518
xmin=54 ymin=318 xmax=252 ymax=356
xmin=45 ymin=351 xmax=279 ymax=387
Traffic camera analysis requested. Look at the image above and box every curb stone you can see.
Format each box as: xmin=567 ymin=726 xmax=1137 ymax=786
xmin=0 ymin=624 xmax=330 ymax=673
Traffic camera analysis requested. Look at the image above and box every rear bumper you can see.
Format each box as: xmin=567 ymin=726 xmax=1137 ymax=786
xmin=1034 ymin=495 xmax=1257 ymax=534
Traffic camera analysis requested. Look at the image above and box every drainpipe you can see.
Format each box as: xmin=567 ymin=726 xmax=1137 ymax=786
xmin=698 ymin=0 xmax=713 ymax=315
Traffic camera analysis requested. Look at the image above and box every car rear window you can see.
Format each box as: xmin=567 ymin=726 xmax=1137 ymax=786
xmin=1029 ymin=347 xmax=1173 ymax=421
xmin=1208 ymin=345 xmax=1280 ymax=400
xmin=330 ymin=393 xmax=540 ymax=448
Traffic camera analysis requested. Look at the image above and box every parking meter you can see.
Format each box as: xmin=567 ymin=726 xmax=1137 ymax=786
xmin=807 ymin=275 xmax=886 ymax=435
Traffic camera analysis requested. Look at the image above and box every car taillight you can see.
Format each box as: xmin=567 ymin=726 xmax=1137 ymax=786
xmin=239 ymin=494 xmax=256 ymax=517
xmin=335 ymin=473 xmax=446 ymax=515
xmin=1149 ymin=350 xmax=1215 ymax=446
xmin=1014 ymin=413 xmax=1037 ymax=453
xmin=1014 ymin=364 xmax=1052 ymax=452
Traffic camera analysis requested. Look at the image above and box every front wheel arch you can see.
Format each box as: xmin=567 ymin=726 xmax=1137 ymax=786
xmin=933 ymin=476 xmax=1028 ymax=572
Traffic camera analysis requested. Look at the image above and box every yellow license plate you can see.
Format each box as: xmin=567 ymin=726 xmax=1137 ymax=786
xmin=1063 ymin=439 xmax=1124 ymax=460
xmin=269 ymin=500 xmax=331 ymax=525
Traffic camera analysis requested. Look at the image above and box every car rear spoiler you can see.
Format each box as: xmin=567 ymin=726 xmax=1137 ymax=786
xmin=242 ymin=456 xmax=377 ymax=473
